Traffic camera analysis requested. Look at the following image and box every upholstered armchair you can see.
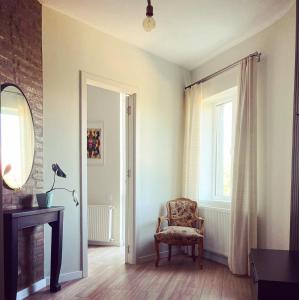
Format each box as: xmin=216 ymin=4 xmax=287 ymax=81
xmin=154 ymin=198 xmax=204 ymax=268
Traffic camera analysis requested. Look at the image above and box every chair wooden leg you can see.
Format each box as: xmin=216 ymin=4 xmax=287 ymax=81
xmin=192 ymin=244 xmax=196 ymax=262
xmin=198 ymin=238 xmax=203 ymax=269
xmin=168 ymin=245 xmax=172 ymax=261
xmin=155 ymin=240 xmax=160 ymax=267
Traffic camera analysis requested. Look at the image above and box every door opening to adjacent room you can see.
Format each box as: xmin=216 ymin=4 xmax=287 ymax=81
xmin=87 ymin=86 xmax=127 ymax=267
xmin=80 ymin=72 xmax=136 ymax=277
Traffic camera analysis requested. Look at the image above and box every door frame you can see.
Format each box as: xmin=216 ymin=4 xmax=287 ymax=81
xmin=80 ymin=71 xmax=137 ymax=277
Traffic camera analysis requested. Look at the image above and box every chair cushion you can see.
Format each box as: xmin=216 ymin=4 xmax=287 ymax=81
xmin=155 ymin=226 xmax=203 ymax=242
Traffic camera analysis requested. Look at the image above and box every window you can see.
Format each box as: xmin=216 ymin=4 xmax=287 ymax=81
xmin=214 ymin=101 xmax=232 ymax=200
xmin=199 ymin=87 xmax=236 ymax=206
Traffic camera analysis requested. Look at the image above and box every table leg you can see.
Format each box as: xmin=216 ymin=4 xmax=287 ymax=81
xmin=4 ymin=217 xmax=18 ymax=300
xmin=49 ymin=210 xmax=63 ymax=293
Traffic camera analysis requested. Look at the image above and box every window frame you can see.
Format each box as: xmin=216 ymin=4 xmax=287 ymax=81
xmin=212 ymin=97 xmax=233 ymax=202
xmin=199 ymin=87 xmax=237 ymax=208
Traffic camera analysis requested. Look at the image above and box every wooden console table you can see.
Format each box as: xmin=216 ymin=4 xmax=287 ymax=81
xmin=3 ymin=206 xmax=64 ymax=300
xmin=250 ymin=249 xmax=299 ymax=300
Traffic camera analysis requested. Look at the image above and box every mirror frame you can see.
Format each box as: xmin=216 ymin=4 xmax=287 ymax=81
xmin=0 ymin=83 xmax=36 ymax=190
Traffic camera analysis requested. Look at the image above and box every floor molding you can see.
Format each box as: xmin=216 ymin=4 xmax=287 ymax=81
xmin=17 ymin=278 xmax=46 ymax=300
xmin=46 ymin=270 xmax=83 ymax=285
xmin=137 ymin=251 xmax=167 ymax=264
xmin=137 ymin=248 xmax=181 ymax=264
xmin=137 ymin=248 xmax=228 ymax=266
xmin=203 ymin=250 xmax=228 ymax=266
xmin=17 ymin=271 xmax=83 ymax=299
xmin=88 ymin=240 xmax=120 ymax=247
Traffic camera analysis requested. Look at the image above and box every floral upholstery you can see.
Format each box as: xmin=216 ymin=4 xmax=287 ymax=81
xmin=155 ymin=226 xmax=203 ymax=242
xmin=154 ymin=198 xmax=204 ymax=268
xmin=168 ymin=199 xmax=197 ymax=227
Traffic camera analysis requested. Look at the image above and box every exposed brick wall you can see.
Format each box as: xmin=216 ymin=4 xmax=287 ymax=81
xmin=0 ymin=0 xmax=43 ymax=290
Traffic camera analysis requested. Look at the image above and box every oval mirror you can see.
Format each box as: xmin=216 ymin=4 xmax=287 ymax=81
xmin=0 ymin=84 xmax=35 ymax=190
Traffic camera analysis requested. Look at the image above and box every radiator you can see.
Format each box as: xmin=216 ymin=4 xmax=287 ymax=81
xmin=88 ymin=205 xmax=113 ymax=243
xmin=200 ymin=206 xmax=230 ymax=257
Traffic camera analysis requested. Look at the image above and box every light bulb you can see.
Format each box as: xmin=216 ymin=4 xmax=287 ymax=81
xmin=143 ymin=16 xmax=156 ymax=32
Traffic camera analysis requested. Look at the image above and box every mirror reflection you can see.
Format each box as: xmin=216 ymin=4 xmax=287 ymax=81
xmin=1 ymin=84 xmax=35 ymax=189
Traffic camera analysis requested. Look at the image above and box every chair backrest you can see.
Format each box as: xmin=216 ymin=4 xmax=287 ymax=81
xmin=166 ymin=198 xmax=198 ymax=227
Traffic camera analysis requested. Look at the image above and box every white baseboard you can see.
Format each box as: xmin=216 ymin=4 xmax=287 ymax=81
xmin=137 ymin=251 xmax=168 ymax=264
xmin=88 ymin=240 xmax=120 ymax=247
xmin=137 ymin=248 xmax=181 ymax=264
xmin=137 ymin=248 xmax=228 ymax=266
xmin=46 ymin=270 xmax=83 ymax=285
xmin=17 ymin=278 xmax=46 ymax=300
xmin=203 ymin=250 xmax=228 ymax=266
xmin=16 ymin=271 xmax=83 ymax=299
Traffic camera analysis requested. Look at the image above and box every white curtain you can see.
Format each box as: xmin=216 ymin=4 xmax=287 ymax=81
xmin=228 ymin=57 xmax=257 ymax=275
xmin=182 ymin=84 xmax=202 ymax=202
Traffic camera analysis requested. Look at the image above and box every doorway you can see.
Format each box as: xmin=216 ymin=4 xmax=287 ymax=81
xmin=80 ymin=72 xmax=136 ymax=277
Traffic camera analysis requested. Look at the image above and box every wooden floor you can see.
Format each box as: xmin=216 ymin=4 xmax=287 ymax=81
xmin=27 ymin=246 xmax=252 ymax=300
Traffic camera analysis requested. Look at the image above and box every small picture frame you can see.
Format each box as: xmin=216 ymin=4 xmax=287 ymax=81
xmin=87 ymin=122 xmax=104 ymax=165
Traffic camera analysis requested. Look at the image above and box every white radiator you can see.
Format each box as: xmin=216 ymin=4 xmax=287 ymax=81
xmin=88 ymin=205 xmax=113 ymax=243
xmin=200 ymin=206 xmax=230 ymax=257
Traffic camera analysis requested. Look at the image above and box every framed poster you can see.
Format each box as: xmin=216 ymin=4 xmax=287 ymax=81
xmin=87 ymin=122 xmax=104 ymax=164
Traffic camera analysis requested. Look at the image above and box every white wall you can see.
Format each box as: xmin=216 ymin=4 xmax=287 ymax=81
xmin=191 ymin=5 xmax=296 ymax=250
xmin=42 ymin=1 xmax=295 ymax=277
xmin=43 ymin=6 xmax=188 ymax=275
xmin=87 ymin=86 xmax=121 ymax=245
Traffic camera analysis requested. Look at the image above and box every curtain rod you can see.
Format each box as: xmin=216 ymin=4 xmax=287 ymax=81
xmin=185 ymin=51 xmax=261 ymax=90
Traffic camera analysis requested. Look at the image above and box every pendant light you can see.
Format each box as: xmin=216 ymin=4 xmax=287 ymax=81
xmin=143 ymin=0 xmax=156 ymax=32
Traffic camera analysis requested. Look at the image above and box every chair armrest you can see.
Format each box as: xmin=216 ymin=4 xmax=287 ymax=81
xmin=194 ymin=216 xmax=205 ymax=235
xmin=156 ymin=216 xmax=169 ymax=233
xmin=195 ymin=216 xmax=204 ymax=222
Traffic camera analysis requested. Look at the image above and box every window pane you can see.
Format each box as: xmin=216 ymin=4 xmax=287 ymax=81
xmin=215 ymin=101 xmax=232 ymax=199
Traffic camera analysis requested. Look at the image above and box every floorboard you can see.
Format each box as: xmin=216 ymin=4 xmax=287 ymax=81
xmin=26 ymin=246 xmax=252 ymax=300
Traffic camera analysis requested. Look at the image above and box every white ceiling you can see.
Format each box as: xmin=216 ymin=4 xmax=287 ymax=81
xmin=41 ymin=0 xmax=294 ymax=70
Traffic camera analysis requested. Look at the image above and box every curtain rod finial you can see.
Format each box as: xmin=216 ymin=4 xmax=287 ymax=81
xmin=257 ymin=53 xmax=261 ymax=62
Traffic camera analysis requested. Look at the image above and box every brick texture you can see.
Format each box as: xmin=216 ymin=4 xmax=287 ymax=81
xmin=0 ymin=0 xmax=43 ymax=291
